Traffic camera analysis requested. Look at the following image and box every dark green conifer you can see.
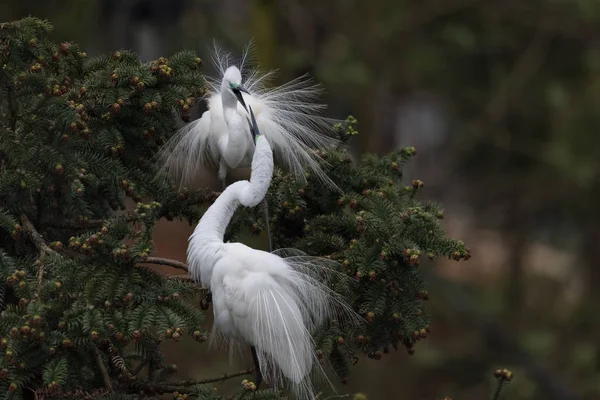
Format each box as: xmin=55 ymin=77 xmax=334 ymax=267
xmin=0 ymin=17 xmax=471 ymax=400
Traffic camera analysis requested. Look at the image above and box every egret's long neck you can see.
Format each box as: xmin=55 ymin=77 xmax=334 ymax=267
xmin=221 ymin=89 xmax=249 ymax=167
xmin=192 ymin=135 xmax=273 ymax=243
xmin=193 ymin=182 xmax=243 ymax=242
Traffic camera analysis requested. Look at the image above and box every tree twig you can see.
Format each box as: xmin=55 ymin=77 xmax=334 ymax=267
xmin=176 ymin=367 xmax=254 ymax=385
xmin=143 ymin=257 xmax=189 ymax=272
xmin=143 ymin=368 xmax=253 ymax=394
xmin=44 ymin=212 xmax=140 ymax=230
xmin=20 ymin=214 xmax=56 ymax=293
xmin=21 ymin=214 xmax=54 ymax=256
xmin=94 ymin=346 xmax=113 ymax=392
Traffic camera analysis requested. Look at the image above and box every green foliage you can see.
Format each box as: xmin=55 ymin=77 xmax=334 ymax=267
xmin=0 ymin=17 xmax=470 ymax=400
xmin=0 ymin=17 xmax=210 ymax=400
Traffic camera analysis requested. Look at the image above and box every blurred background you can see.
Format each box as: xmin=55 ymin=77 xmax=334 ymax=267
xmin=3 ymin=1 xmax=600 ymax=399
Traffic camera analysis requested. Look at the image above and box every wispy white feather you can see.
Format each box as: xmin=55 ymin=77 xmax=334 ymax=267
xmin=156 ymin=41 xmax=343 ymax=191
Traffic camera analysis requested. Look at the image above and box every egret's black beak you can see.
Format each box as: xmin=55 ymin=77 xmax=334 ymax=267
xmin=248 ymin=105 xmax=260 ymax=143
xmin=231 ymin=86 xmax=249 ymax=112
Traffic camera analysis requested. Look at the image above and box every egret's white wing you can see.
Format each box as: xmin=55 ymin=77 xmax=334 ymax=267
xmin=155 ymin=106 xmax=221 ymax=189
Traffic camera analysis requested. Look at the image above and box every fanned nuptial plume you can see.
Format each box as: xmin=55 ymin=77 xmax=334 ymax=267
xmin=205 ymin=247 xmax=362 ymax=400
xmin=155 ymin=41 xmax=343 ymax=191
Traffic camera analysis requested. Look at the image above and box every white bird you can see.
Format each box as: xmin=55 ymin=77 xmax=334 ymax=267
xmin=156 ymin=42 xmax=341 ymax=191
xmin=187 ymin=108 xmax=359 ymax=399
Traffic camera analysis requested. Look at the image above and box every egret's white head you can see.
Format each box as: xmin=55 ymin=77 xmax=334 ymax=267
xmin=222 ymin=66 xmax=249 ymax=112
xmin=223 ymin=65 xmax=243 ymax=86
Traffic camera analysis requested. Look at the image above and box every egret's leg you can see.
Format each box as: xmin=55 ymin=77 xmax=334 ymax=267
xmin=262 ymin=198 xmax=273 ymax=253
xmin=218 ymin=158 xmax=228 ymax=190
xmin=250 ymin=346 xmax=263 ymax=388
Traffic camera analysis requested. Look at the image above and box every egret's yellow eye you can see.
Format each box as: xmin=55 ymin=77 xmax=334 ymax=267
xmin=229 ymin=82 xmax=239 ymax=90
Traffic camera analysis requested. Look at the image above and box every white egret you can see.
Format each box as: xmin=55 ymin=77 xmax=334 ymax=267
xmin=187 ymin=107 xmax=359 ymax=399
xmin=156 ymin=44 xmax=342 ymax=249
xmin=157 ymin=43 xmax=341 ymax=191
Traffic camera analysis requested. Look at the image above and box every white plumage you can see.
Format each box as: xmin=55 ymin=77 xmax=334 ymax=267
xmin=187 ymin=130 xmax=359 ymax=399
xmin=156 ymin=43 xmax=341 ymax=191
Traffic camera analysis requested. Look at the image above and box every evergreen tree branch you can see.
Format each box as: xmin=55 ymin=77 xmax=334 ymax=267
xmin=20 ymin=214 xmax=55 ymax=256
xmin=44 ymin=212 xmax=140 ymax=230
xmin=4 ymin=81 xmax=17 ymax=132
xmin=21 ymin=214 xmax=57 ymax=292
xmin=94 ymin=346 xmax=114 ymax=392
xmin=143 ymin=368 xmax=254 ymax=394
xmin=173 ymin=367 xmax=255 ymax=385
xmin=143 ymin=257 xmax=189 ymax=272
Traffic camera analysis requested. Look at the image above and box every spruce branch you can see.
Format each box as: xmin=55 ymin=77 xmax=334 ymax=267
xmin=20 ymin=214 xmax=56 ymax=292
xmin=4 ymin=81 xmax=17 ymax=132
xmin=20 ymin=214 xmax=54 ymax=256
xmin=143 ymin=368 xmax=254 ymax=394
xmin=143 ymin=257 xmax=189 ymax=272
xmin=44 ymin=212 xmax=140 ymax=230
xmin=173 ymin=368 xmax=255 ymax=385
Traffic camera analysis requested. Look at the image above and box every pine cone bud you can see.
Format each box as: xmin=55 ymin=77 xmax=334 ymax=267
xmin=316 ymin=349 xmax=324 ymax=359
xmin=59 ymin=42 xmax=70 ymax=54
xmin=192 ymin=330 xmax=203 ymax=341
xmin=410 ymin=254 xmax=420 ymax=266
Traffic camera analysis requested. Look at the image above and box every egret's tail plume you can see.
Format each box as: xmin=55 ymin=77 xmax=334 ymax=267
xmin=251 ymin=280 xmax=315 ymax=397
xmin=246 ymin=251 xmax=362 ymax=400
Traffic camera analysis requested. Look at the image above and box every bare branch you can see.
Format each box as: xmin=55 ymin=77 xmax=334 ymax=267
xmin=143 ymin=256 xmax=189 ymax=272
xmin=177 ymin=367 xmax=254 ymax=385
xmin=143 ymin=368 xmax=253 ymax=394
